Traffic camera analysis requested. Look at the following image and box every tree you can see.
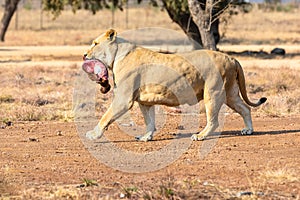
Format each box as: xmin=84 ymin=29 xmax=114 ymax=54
xmin=187 ymin=0 xmax=231 ymax=50
xmin=0 ymin=0 xmax=20 ymax=41
xmin=1 ymin=0 xmax=249 ymax=48
xmin=158 ymin=0 xmax=240 ymax=50
xmin=41 ymin=0 xmax=224 ymax=49
xmin=159 ymin=0 xmax=201 ymax=49
xmin=158 ymin=0 xmax=221 ymax=49
xmin=152 ymin=0 xmax=252 ymax=50
xmin=188 ymin=0 xmax=215 ymax=50
xmin=42 ymin=0 xmax=123 ymax=17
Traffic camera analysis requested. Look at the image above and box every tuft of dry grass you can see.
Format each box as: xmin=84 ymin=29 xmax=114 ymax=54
xmin=0 ymin=65 xmax=78 ymax=122
xmin=260 ymin=168 xmax=299 ymax=183
xmin=251 ymin=167 xmax=300 ymax=199
xmin=244 ymin=67 xmax=300 ymax=116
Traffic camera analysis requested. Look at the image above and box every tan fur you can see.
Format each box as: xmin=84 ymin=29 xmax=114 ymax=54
xmin=84 ymin=29 xmax=266 ymax=141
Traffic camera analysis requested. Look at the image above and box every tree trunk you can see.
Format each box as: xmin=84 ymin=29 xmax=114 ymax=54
xmin=197 ymin=19 xmax=216 ymax=50
xmin=169 ymin=13 xmax=203 ymax=49
xmin=211 ymin=19 xmax=220 ymax=45
xmin=162 ymin=1 xmax=202 ymax=49
xmin=187 ymin=0 xmax=217 ymax=50
xmin=0 ymin=0 xmax=20 ymax=42
xmin=161 ymin=0 xmax=220 ymax=50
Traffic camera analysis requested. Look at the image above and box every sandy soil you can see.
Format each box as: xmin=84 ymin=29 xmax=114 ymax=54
xmin=0 ymin=115 xmax=299 ymax=199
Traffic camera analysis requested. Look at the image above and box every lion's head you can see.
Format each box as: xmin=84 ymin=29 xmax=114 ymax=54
xmin=82 ymin=29 xmax=118 ymax=94
xmin=83 ymin=29 xmax=118 ymax=69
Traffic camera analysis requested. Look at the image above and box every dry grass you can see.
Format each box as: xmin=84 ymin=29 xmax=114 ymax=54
xmin=0 ymin=56 xmax=299 ymax=123
xmin=260 ymin=168 xmax=299 ymax=183
xmin=1 ymin=7 xmax=179 ymax=46
xmin=244 ymin=67 xmax=300 ymax=116
xmin=0 ymin=6 xmax=299 ymax=46
xmin=0 ymin=65 xmax=77 ymax=122
xmin=249 ymin=167 xmax=300 ymax=199
xmin=220 ymin=5 xmax=300 ymax=45
xmin=15 ymin=172 xmax=299 ymax=199
xmin=1 ymin=65 xmax=298 ymax=122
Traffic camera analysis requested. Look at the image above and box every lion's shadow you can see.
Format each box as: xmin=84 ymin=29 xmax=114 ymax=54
xmin=200 ymin=129 xmax=300 ymax=141
xmin=97 ymin=129 xmax=300 ymax=143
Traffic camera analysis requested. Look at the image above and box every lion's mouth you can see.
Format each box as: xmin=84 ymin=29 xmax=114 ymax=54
xmin=82 ymin=59 xmax=111 ymax=94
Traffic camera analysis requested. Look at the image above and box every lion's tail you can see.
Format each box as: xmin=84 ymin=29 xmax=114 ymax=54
xmin=236 ymin=60 xmax=267 ymax=107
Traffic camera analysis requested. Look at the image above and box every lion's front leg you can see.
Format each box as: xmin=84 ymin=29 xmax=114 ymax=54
xmin=135 ymin=103 xmax=156 ymax=142
xmin=86 ymin=95 xmax=134 ymax=140
xmin=86 ymin=106 xmax=113 ymax=140
xmin=86 ymin=124 xmax=104 ymax=140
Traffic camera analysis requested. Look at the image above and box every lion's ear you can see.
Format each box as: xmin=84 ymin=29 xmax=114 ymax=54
xmin=105 ymin=29 xmax=117 ymax=41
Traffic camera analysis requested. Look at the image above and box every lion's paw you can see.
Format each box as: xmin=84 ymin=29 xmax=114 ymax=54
xmin=135 ymin=134 xmax=153 ymax=142
xmin=191 ymin=134 xmax=206 ymax=141
xmin=86 ymin=126 xmax=103 ymax=140
xmin=241 ymin=128 xmax=253 ymax=135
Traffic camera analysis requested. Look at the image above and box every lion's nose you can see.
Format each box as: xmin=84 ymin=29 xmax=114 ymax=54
xmin=83 ymin=53 xmax=87 ymax=60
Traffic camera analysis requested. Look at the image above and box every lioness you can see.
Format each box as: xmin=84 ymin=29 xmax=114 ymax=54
xmin=82 ymin=29 xmax=267 ymax=141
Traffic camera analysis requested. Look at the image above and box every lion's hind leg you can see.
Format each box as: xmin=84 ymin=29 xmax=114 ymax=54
xmin=226 ymin=85 xmax=253 ymax=135
xmin=135 ymin=103 xmax=156 ymax=142
xmin=191 ymin=91 xmax=225 ymax=141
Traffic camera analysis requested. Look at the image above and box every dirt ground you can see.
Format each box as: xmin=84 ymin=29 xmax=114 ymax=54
xmin=0 ymin=114 xmax=299 ymax=199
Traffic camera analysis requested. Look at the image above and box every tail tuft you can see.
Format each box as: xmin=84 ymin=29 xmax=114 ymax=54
xmin=260 ymin=97 xmax=267 ymax=104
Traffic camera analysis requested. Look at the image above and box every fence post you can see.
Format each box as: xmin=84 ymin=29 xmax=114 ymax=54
xmin=15 ymin=4 xmax=18 ymax=30
xmin=126 ymin=1 xmax=128 ymax=29
xmin=111 ymin=7 xmax=115 ymax=27
xmin=40 ymin=1 xmax=43 ymax=29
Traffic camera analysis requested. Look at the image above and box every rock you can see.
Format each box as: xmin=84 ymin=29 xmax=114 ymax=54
xmin=120 ymin=193 xmax=126 ymax=198
xmin=241 ymin=50 xmax=268 ymax=56
xmin=56 ymin=130 xmax=63 ymax=136
xmin=236 ymin=191 xmax=253 ymax=197
xmin=1 ymin=121 xmax=13 ymax=129
xmin=28 ymin=137 xmax=39 ymax=142
xmin=271 ymin=48 xmax=285 ymax=55
xmin=120 ymin=121 xmax=135 ymax=127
